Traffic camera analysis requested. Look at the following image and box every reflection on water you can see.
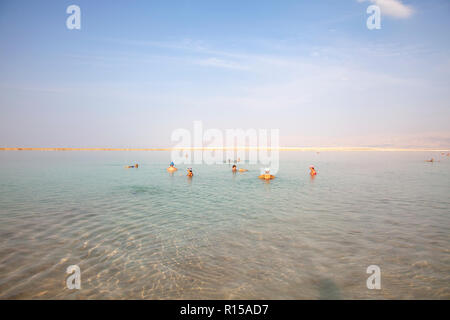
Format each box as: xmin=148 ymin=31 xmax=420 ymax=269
xmin=0 ymin=151 xmax=449 ymax=299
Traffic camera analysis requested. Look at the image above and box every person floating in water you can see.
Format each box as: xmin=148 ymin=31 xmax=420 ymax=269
xmin=309 ymin=165 xmax=317 ymax=176
xmin=425 ymin=158 xmax=435 ymax=163
xmin=125 ymin=163 xmax=139 ymax=169
xmin=258 ymin=168 xmax=275 ymax=180
xmin=187 ymin=168 xmax=194 ymax=177
xmin=232 ymin=164 xmax=248 ymax=173
xmin=167 ymin=161 xmax=177 ymax=172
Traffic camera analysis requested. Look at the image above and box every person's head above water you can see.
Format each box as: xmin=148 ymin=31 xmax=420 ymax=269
xmin=258 ymin=167 xmax=274 ymax=180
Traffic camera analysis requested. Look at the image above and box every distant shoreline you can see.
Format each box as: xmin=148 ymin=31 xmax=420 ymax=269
xmin=1 ymin=147 xmax=449 ymax=152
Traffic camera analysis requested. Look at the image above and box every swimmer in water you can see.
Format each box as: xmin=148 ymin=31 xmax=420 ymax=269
xmin=125 ymin=163 xmax=139 ymax=169
xmin=187 ymin=168 xmax=193 ymax=177
xmin=258 ymin=168 xmax=275 ymax=180
xmin=232 ymin=164 xmax=248 ymax=173
xmin=167 ymin=161 xmax=177 ymax=172
xmin=309 ymin=165 xmax=317 ymax=176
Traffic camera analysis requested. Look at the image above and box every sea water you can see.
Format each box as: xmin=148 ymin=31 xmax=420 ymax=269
xmin=0 ymin=151 xmax=448 ymax=299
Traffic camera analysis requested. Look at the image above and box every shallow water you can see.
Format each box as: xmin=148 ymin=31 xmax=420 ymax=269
xmin=0 ymin=151 xmax=449 ymax=299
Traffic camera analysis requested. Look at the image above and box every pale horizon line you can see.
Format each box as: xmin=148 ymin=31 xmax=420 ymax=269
xmin=1 ymin=147 xmax=449 ymax=152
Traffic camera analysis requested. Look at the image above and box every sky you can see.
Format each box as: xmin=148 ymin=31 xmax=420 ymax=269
xmin=0 ymin=0 xmax=449 ymax=148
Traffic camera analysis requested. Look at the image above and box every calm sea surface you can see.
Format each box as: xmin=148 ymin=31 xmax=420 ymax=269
xmin=0 ymin=151 xmax=449 ymax=299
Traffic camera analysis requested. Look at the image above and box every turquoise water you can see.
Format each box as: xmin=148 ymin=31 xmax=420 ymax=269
xmin=0 ymin=151 xmax=449 ymax=299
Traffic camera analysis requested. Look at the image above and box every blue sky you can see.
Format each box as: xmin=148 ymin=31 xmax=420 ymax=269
xmin=0 ymin=0 xmax=449 ymax=148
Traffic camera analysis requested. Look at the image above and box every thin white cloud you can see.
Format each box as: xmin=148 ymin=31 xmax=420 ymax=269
xmin=194 ymin=57 xmax=250 ymax=70
xmin=358 ymin=0 xmax=414 ymax=18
